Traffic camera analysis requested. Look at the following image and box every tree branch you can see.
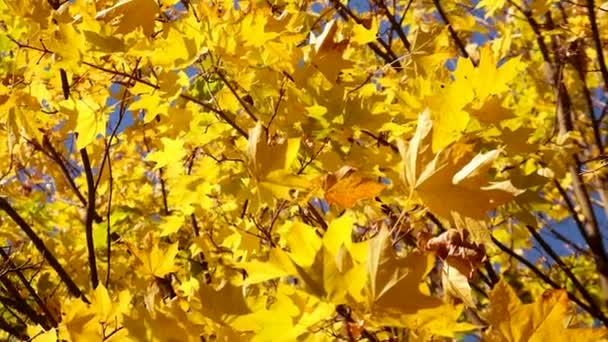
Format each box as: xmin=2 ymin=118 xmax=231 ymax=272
xmin=0 ymin=248 xmax=57 ymax=328
xmin=432 ymin=0 xmax=478 ymax=66
xmin=40 ymin=137 xmax=86 ymax=207
xmin=585 ymin=0 xmax=608 ymax=90
xmin=329 ymin=0 xmax=402 ymax=69
xmin=509 ymin=0 xmax=608 ymax=301
xmin=214 ymin=67 xmax=259 ymax=124
xmin=375 ymin=0 xmax=411 ymax=51
xmin=526 ymin=224 xmax=604 ymax=318
xmin=0 ymin=275 xmax=46 ymax=328
xmin=104 ymin=142 xmax=114 ymax=288
xmin=80 ymin=148 xmax=99 ymax=289
xmin=0 ymin=198 xmax=86 ymax=301
xmin=492 ymin=235 xmax=608 ymax=326
xmin=158 ymin=168 xmax=170 ymax=216
xmin=0 ymin=314 xmax=26 ymax=340
xmin=80 ymin=61 xmax=249 ymax=139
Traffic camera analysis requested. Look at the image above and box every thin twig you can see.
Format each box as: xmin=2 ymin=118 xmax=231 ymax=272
xmin=375 ymin=0 xmax=411 ymax=51
xmin=214 ymin=67 xmax=259 ymax=124
xmin=268 ymin=78 xmax=287 ymax=132
xmin=40 ymin=137 xmax=87 ymax=207
xmin=0 ymin=275 xmax=46 ymax=328
xmin=158 ymin=168 xmax=170 ymax=216
xmin=9 ymin=31 xmax=249 ymax=140
xmin=83 ymin=61 xmax=249 ymax=139
xmin=297 ymin=140 xmax=329 ymax=174
xmin=329 ymin=0 xmax=402 ymax=69
xmin=526 ymin=224 xmax=605 ymax=318
xmin=105 ymin=142 xmax=113 ymax=288
xmin=492 ymin=235 xmax=608 ymax=326
xmin=360 ymin=130 xmax=399 ymax=153
xmin=432 ymin=0 xmax=478 ymax=66
xmin=0 ymin=248 xmax=57 ymax=327
xmin=94 ymin=58 xmax=141 ymax=192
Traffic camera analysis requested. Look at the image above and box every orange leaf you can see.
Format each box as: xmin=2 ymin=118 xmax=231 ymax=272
xmin=324 ymin=166 xmax=386 ymax=208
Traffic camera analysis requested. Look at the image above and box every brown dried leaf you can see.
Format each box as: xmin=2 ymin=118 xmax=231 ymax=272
xmin=424 ymin=229 xmax=487 ymax=278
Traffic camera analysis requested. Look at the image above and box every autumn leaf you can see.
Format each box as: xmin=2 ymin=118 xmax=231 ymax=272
xmin=128 ymin=242 xmax=179 ymax=278
xmin=323 ymin=166 xmax=386 ymax=208
xmin=441 ymin=262 xmax=475 ymax=307
xmin=352 ymin=17 xmax=379 ymax=44
xmin=485 ymin=280 xmax=607 ymax=341
xmin=90 ymin=284 xmax=132 ymax=323
xmin=247 ymin=122 xmax=310 ymax=201
xmin=58 ymin=299 xmax=99 ymax=341
xmin=366 ymin=228 xmax=441 ymax=313
xmin=145 ymin=137 xmax=188 ymax=170
xmin=27 ymin=325 xmax=56 ymax=342
xmin=308 ymin=19 xmax=352 ymax=83
xmin=476 ymin=0 xmax=507 ymax=17
xmin=400 ymin=110 xmax=523 ymax=219
xmin=58 ymin=97 xmax=108 ymax=149
xmin=423 ymin=229 xmax=487 ymax=278
xmin=1 ymin=0 xmax=607 ymax=341
xmin=366 ymin=228 xmax=476 ymax=336
xmin=95 ymin=0 xmax=159 ymax=36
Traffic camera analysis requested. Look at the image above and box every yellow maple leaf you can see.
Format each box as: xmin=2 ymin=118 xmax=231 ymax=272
xmin=352 ymin=17 xmax=379 ymax=44
xmin=95 ymin=0 xmax=159 ymax=37
xmin=441 ymin=262 xmax=475 ymax=307
xmin=45 ymin=23 xmax=85 ymax=66
xmin=241 ymin=217 xmax=367 ymax=303
xmin=145 ymin=137 xmax=187 ymax=170
xmin=58 ymin=299 xmax=100 ymax=341
xmin=427 ymin=45 xmax=525 ymax=151
xmin=485 ymin=280 xmax=607 ymax=341
xmin=366 ymin=228 xmax=441 ymax=312
xmin=366 ymin=228 xmax=476 ymax=336
xmin=308 ymin=19 xmax=353 ymax=83
xmin=247 ymin=122 xmax=309 ymax=201
xmin=27 ymin=325 xmax=56 ymax=342
xmin=58 ymin=97 xmax=108 ymax=150
xmin=1 ymin=91 xmax=46 ymax=145
xmin=149 ymin=28 xmax=199 ymax=69
xmin=122 ymin=301 xmax=202 ymax=342
xmin=240 ymin=11 xmax=280 ymax=47
xmin=239 ymin=248 xmax=297 ymax=284
xmin=129 ymin=242 xmax=179 ymax=278
xmin=159 ymin=214 xmax=185 ymax=237
xmin=195 ymin=281 xmax=252 ymax=326
xmin=248 ymin=123 xmax=300 ymax=179
xmin=90 ymin=284 xmax=132 ymax=324
xmin=476 ymin=0 xmax=507 ymax=18
xmin=400 ymin=110 xmax=522 ymax=219
xmin=453 ymin=45 xmax=526 ymax=102
xmin=426 ymin=77 xmax=473 ymax=152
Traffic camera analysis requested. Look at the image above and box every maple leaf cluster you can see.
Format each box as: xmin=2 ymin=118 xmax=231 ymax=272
xmin=0 ymin=0 xmax=607 ymax=341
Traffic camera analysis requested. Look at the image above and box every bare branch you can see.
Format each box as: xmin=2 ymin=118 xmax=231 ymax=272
xmin=585 ymin=0 xmax=608 ymax=90
xmin=526 ymin=224 xmax=604 ymax=319
xmin=432 ymin=0 xmax=478 ymax=66
xmin=0 ymin=248 xmax=58 ymax=328
xmin=0 ymin=198 xmax=86 ymax=301
xmin=492 ymin=235 xmax=608 ymax=326
xmin=80 ymin=148 xmax=99 ymax=289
